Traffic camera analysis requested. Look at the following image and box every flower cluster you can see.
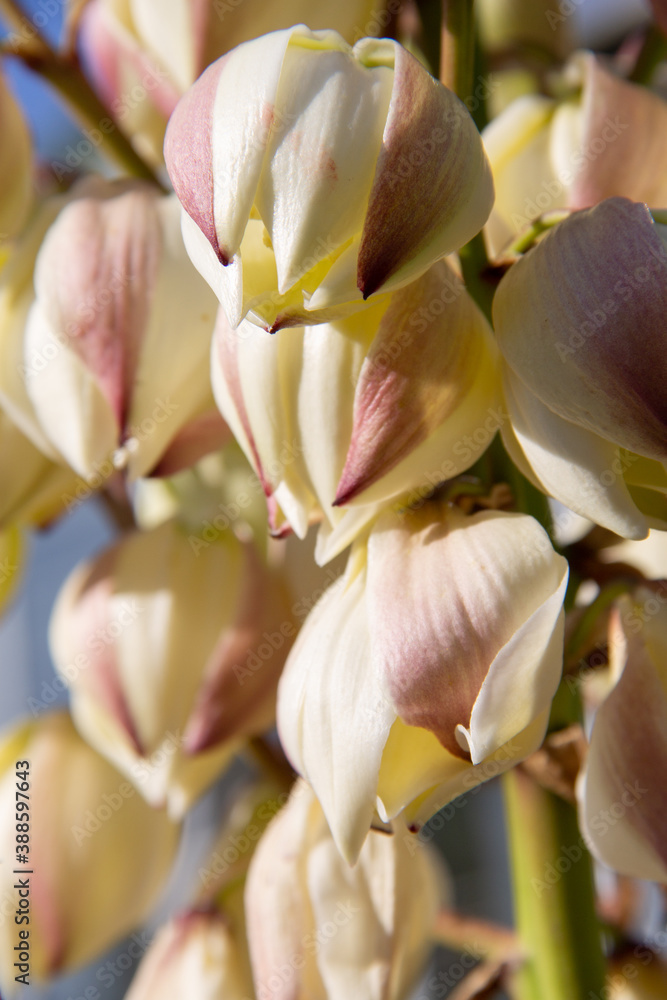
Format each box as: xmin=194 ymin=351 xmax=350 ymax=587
xmin=1 ymin=1 xmax=666 ymax=998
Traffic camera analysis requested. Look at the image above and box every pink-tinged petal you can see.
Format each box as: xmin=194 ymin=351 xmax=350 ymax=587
xmin=210 ymin=310 xmax=281 ymax=499
xmin=502 ymin=368 xmax=649 ymax=539
xmin=356 ymin=40 xmax=493 ymax=298
xmin=578 ymin=597 xmax=667 ymax=882
xmin=366 ymin=505 xmax=566 ymax=758
xmin=494 ymin=198 xmax=667 ymax=463
xmin=125 ymin=909 xmax=252 ymax=1000
xmin=277 ymin=566 xmax=396 ymax=864
xmin=335 ymin=261 xmax=496 ymax=505
xmin=164 ymin=57 xmax=227 ymax=262
xmin=184 ymin=546 xmax=294 ymax=752
xmin=33 ymin=183 xmax=161 ymax=429
xmin=204 ymin=28 xmax=300 ymax=263
xmin=570 ymin=55 xmax=667 ymax=209
xmin=49 ymin=552 xmax=144 ymax=756
xmin=80 ymin=0 xmax=180 ymax=120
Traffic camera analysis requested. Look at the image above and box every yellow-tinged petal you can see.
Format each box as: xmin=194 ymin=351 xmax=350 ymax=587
xmin=0 ymin=712 xmax=179 ymax=992
xmin=366 ymin=504 xmax=567 ymax=759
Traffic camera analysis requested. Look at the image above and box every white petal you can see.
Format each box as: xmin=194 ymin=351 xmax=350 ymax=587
xmin=277 ymin=566 xmax=396 ymax=863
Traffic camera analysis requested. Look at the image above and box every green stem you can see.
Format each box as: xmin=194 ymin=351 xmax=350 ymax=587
xmin=26 ymin=54 xmax=166 ymax=186
xmin=440 ymin=0 xmax=475 ymax=97
xmin=458 ymin=230 xmax=496 ymax=324
xmin=503 ymin=768 xmax=606 ymax=1000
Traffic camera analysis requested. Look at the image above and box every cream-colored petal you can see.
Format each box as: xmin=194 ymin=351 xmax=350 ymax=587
xmin=502 ymin=367 xmax=648 ymax=538
xmin=578 ymin=597 xmax=667 ymax=882
xmin=482 ymin=94 xmax=558 ymax=255
xmin=571 ymin=55 xmax=667 ymax=209
xmin=257 ymin=34 xmax=393 ymax=294
xmin=277 ymin=566 xmax=396 ymax=863
xmin=494 ymin=199 xmax=667 ymax=463
xmin=336 ymin=263 xmax=500 ymax=505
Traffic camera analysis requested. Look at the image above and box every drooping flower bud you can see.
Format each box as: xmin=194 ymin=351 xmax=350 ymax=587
xmin=244 ymin=780 xmax=441 ymax=999
xmin=125 ymin=908 xmax=253 ymax=1000
xmin=494 ymin=197 xmax=667 ymax=539
xmin=0 ymin=712 xmax=180 ymax=994
xmin=278 ymin=501 xmax=568 ymax=862
xmin=213 ymin=259 xmax=501 ymax=563
xmin=79 ymin=0 xmax=388 ymax=166
xmin=483 ymin=53 xmax=667 ymax=256
xmin=165 ymin=25 xmax=494 ymax=330
xmin=49 ymin=519 xmax=295 ymax=817
xmin=0 ymin=180 xmax=229 ymax=484
xmin=577 ymin=588 xmax=667 ymax=883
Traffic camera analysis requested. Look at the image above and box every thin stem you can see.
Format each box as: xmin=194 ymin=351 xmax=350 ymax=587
xmin=432 ymin=911 xmax=521 ymax=960
xmin=440 ymin=0 xmax=475 ymax=97
xmin=503 ymin=768 xmax=607 ymax=1000
xmin=30 ymin=53 xmax=165 ymax=186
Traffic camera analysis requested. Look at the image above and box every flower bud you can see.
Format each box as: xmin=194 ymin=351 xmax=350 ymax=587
xmin=483 ymin=53 xmax=667 ymax=256
xmin=125 ymin=908 xmax=253 ymax=1000
xmin=0 ymin=712 xmax=179 ymax=994
xmin=165 ymin=25 xmax=494 ymax=330
xmin=278 ymin=501 xmax=568 ymax=862
xmin=1 ymin=180 xmax=229 ymax=483
xmin=0 ymin=72 xmax=32 ymax=241
xmin=49 ymin=519 xmax=295 ymax=817
xmin=577 ymin=588 xmax=667 ymax=883
xmin=80 ymin=0 xmax=388 ymax=166
xmin=494 ymin=197 xmax=667 ymax=539
xmin=244 ymin=780 xmax=440 ymax=1000
xmin=213 ymin=259 xmax=501 ymax=563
